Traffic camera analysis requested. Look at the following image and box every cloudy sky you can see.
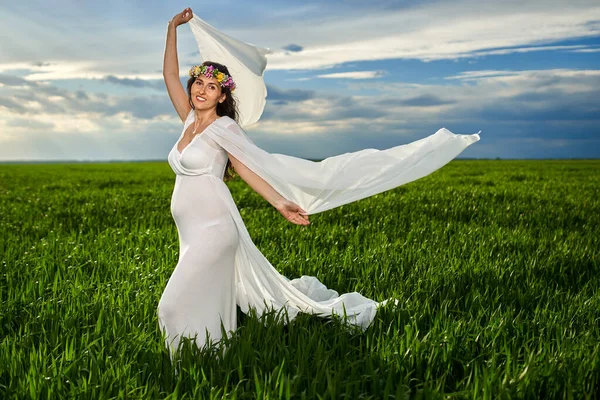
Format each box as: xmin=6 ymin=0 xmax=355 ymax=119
xmin=1 ymin=0 xmax=599 ymax=161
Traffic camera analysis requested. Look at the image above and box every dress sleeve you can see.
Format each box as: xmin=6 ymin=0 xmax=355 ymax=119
xmin=206 ymin=119 xmax=480 ymax=215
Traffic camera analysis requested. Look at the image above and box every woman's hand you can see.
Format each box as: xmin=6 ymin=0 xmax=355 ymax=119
xmin=275 ymin=200 xmax=310 ymax=226
xmin=170 ymin=7 xmax=193 ymax=28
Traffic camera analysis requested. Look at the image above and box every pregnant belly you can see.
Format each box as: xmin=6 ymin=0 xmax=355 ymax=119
xmin=170 ymin=175 xmax=234 ymax=239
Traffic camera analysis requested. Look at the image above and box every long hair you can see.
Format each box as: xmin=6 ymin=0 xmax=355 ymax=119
xmin=186 ymin=61 xmax=238 ymax=182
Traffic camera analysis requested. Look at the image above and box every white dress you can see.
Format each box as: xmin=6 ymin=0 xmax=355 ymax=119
xmin=158 ymin=114 xmax=239 ymax=356
xmin=157 ymin=110 xmax=480 ymax=357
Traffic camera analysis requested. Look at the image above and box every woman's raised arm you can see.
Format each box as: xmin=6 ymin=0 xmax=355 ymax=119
xmin=163 ymin=8 xmax=193 ymax=122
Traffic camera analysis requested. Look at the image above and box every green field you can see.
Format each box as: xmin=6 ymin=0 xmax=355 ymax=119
xmin=1 ymin=160 xmax=599 ymax=399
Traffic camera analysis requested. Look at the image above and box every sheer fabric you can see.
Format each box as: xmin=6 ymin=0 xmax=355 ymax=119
xmin=202 ymin=116 xmax=479 ymax=326
xmin=188 ymin=17 xmax=270 ymax=128
xmin=208 ymin=119 xmax=479 ymax=215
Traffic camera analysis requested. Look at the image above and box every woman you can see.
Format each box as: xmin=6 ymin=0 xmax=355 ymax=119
xmin=158 ymin=7 xmax=480 ymax=359
xmin=158 ymin=8 xmax=310 ymax=357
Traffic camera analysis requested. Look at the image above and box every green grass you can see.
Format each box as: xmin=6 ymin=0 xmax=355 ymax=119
xmin=1 ymin=160 xmax=599 ymax=399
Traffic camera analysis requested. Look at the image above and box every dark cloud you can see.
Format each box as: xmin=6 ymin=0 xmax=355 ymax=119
xmin=282 ymin=44 xmax=303 ymax=52
xmin=0 ymin=96 xmax=26 ymax=113
xmin=6 ymin=118 xmax=55 ymax=129
xmin=116 ymin=96 xmax=173 ymax=119
xmin=250 ymin=118 xmax=600 ymax=160
xmin=75 ymin=90 xmax=89 ymax=101
xmin=63 ymin=93 xmax=172 ymax=120
xmin=10 ymin=90 xmax=67 ymax=114
xmin=332 ymin=105 xmax=387 ymax=119
xmin=32 ymin=61 xmax=51 ymax=67
xmin=1 ymin=81 xmax=173 ymax=120
xmin=102 ymin=75 xmax=164 ymax=91
xmin=264 ymin=91 xmax=393 ymax=121
xmin=254 ymin=74 xmax=600 ymax=159
xmin=326 ymin=97 xmax=388 ymax=119
xmin=266 ymin=84 xmax=315 ymax=102
xmin=389 ymin=94 xmax=456 ymax=107
xmin=0 ymin=74 xmax=35 ymax=87
xmin=2 ymin=72 xmax=600 ymax=160
xmin=471 ymin=91 xmax=600 ymax=125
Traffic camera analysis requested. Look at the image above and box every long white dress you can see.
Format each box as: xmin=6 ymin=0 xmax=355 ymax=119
xmin=156 ymin=16 xmax=481 ymax=357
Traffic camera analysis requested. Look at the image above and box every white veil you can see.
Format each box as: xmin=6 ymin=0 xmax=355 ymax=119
xmin=188 ymin=17 xmax=270 ymax=128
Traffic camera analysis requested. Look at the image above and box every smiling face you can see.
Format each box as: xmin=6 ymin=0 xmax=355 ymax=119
xmin=190 ymin=75 xmax=226 ymax=112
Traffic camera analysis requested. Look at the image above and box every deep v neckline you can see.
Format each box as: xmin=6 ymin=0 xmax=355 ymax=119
xmin=176 ymin=116 xmax=223 ymax=155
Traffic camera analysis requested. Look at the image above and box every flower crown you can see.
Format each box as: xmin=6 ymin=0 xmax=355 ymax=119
xmin=189 ymin=64 xmax=236 ymax=92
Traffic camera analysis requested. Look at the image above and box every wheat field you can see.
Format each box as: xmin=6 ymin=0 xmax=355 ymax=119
xmin=1 ymin=160 xmax=598 ymax=399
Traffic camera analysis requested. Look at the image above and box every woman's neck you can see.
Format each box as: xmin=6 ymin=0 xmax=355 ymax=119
xmin=193 ymin=109 xmax=219 ymax=124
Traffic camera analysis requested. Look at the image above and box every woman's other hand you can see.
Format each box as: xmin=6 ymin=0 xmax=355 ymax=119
xmin=275 ymin=200 xmax=310 ymax=226
xmin=170 ymin=7 xmax=193 ymax=28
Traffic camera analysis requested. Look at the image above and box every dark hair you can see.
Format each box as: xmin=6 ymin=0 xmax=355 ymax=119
xmin=186 ymin=61 xmax=238 ymax=182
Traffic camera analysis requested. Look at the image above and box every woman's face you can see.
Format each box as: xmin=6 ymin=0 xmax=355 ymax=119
xmin=190 ymin=75 xmax=226 ymax=111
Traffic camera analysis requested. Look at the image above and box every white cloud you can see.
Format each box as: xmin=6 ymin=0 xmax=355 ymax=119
xmin=569 ymin=48 xmax=600 ymax=53
xmin=446 ymin=69 xmax=600 ymax=81
xmin=466 ymin=44 xmax=591 ymax=57
xmin=315 ymin=71 xmax=386 ymax=80
xmin=1 ymin=1 xmax=598 ymax=80
xmin=262 ymin=1 xmax=600 ymax=70
xmin=0 ymin=0 xmax=597 ymax=83
xmin=0 ymin=62 xmax=182 ymax=82
xmin=443 ymin=69 xmax=600 ymax=94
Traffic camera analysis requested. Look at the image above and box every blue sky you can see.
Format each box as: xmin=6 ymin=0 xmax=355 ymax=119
xmin=0 ymin=0 xmax=599 ymax=161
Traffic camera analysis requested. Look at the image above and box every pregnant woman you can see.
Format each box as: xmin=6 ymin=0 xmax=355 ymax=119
xmin=158 ymin=7 xmax=480 ymax=359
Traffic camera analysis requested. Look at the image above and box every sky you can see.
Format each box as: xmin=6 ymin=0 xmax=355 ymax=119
xmin=0 ymin=0 xmax=599 ymax=161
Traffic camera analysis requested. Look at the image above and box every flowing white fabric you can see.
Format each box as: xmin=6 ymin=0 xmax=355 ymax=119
xmin=204 ymin=116 xmax=479 ymax=325
xmin=188 ymin=17 xmax=270 ymax=128
xmin=208 ymin=120 xmax=480 ymax=215
xmin=156 ymin=16 xmax=480 ymax=357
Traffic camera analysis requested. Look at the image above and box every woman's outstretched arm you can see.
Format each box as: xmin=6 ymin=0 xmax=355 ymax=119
xmin=164 ymin=8 xmax=193 ymax=122
xmin=227 ymin=152 xmax=310 ymax=226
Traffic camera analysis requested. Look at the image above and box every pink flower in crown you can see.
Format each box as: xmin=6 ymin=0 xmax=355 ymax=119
xmin=204 ymin=65 xmax=215 ymax=76
xmin=226 ymin=77 xmax=236 ymax=91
